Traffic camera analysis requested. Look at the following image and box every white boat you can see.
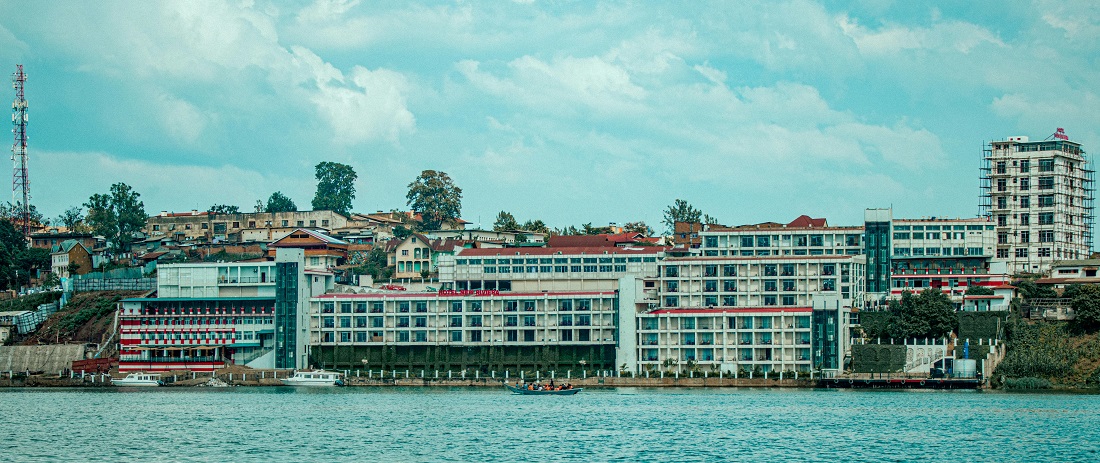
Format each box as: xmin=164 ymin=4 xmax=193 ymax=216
xmin=112 ymin=373 xmax=163 ymax=387
xmin=280 ymin=370 xmax=344 ymax=387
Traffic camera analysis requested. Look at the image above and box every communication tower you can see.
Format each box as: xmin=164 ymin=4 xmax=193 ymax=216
xmin=11 ymin=64 xmax=29 ymax=235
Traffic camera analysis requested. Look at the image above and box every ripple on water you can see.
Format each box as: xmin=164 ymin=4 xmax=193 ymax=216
xmin=1 ymin=387 xmax=1098 ymax=462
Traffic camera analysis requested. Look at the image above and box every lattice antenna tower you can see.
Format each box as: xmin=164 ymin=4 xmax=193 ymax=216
xmin=11 ymin=64 xmax=29 ymax=235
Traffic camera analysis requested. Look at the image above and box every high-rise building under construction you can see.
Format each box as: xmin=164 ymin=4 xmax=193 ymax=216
xmin=980 ymin=129 xmax=1094 ymax=274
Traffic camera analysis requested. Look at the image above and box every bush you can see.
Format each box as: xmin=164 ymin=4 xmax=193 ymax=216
xmin=1003 ymin=377 xmax=1052 ymax=390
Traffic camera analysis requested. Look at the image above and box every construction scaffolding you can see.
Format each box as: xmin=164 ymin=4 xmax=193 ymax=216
xmin=979 ymin=132 xmax=1094 ymax=274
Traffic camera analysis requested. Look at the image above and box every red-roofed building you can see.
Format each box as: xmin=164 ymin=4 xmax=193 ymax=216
xmin=266 ymin=229 xmax=348 ymax=269
xmin=448 ymin=246 xmax=664 ymax=292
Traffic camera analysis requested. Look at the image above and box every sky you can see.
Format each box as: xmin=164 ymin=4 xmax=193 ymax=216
xmin=1 ymin=0 xmax=1098 ymax=232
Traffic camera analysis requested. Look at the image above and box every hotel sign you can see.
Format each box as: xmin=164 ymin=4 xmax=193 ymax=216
xmin=439 ymin=290 xmax=500 ymax=297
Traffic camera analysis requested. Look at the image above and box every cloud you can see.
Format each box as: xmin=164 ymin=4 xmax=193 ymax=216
xmin=838 ymin=15 xmax=1004 ymax=55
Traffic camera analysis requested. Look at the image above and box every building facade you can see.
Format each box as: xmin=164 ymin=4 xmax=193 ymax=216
xmin=117 ymin=249 xmax=333 ymax=372
xmin=698 ymin=217 xmax=864 ymax=258
xmin=622 ymin=255 xmax=864 ymax=376
xmin=981 ymin=133 xmax=1094 ymax=273
xmin=446 ymin=247 xmax=662 ymax=292
xmin=308 ymin=291 xmax=619 ymax=371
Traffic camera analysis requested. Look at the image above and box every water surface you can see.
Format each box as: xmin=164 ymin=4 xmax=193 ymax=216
xmin=2 ymin=387 xmax=1097 ymax=462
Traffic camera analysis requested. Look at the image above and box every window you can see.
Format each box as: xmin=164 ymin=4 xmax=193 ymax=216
xmin=1019 ymin=160 xmax=1030 ymax=172
xmin=723 ymin=280 xmax=736 ymax=292
xmin=822 ymin=279 xmax=836 ymax=291
xmin=1039 ymin=230 xmax=1054 ymax=242
xmin=822 ymin=263 xmax=835 ymax=276
xmin=740 ymin=236 xmax=754 ymax=247
xmin=1039 ymin=212 xmax=1054 ymax=225
xmin=451 ymin=331 xmax=462 ymax=342
xmin=664 ymin=266 xmax=679 ymax=277
xmin=1020 ymin=231 xmax=1030 ymax=243
xmin=995 ymin=161 xmax=1006 ymax=174
xmin=781 ymin=264 xmax=795 ymax=276
xmin=764 ymin=280 xmax=777 ymax=292
xmin=450 ymin=316 xmax=462 ymax=327
xmin=1020 ymin=213 xmax=1029 ymax=226
xmin=1019 ymin=196 xmax=1030 ymax=208
xmin=1038 ymin=177 xmax=1054 ymax=190
xmin=281 ymin=220 xmax=288 ymax=227
xmin=1016 ymin=248 xmax=1028 ymax=258
xmin=1020 ymin=178 xmax=1030 ymax=190
xmin=763 ymin=296 xmax=777 ymax=306
xmin=1039 ymin=159 xmax=1054 ymax=172
xmin=893 ymin=232 xmax=910 ymax=239
xmin=997 ymin=197 xmax=1007 ymax=209
xmin=782 ymin=280 xmax=796 ymax=291
xmin=704 ymin=280 xmax=717 ymax=292
xmin=723 ymin=264 xmax=736 ymax=277
xmin=1038 ymin=195 xmax=1055 ymax=207
xmin=722 ymin=295 xmax=736 ymax=306
xmin=997 ymin=215 xmax=1007 ymax=226
xmin=1037 ymin=248 xmax=1051 ymax=257
xmin=756 ymin=236 xmax=771 ymax=247
xmin=997 ymin=249 xmax=1009 ymax=259
xmin=782 ymin=295 xmax=796 ymax=306
xmin=664 ymin=296 xmax=679 ymax=307
xmin=996 ymin=178 xmax=1006 ymax=192
xmin=704 ymin=265 xmax=717 ymax=277
xmin=764 ymin=264 xmax=777 ymax=276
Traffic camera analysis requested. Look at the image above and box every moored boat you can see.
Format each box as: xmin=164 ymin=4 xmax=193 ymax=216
xmin=112 ymin=373 xmax=163 ymax=387
xmin=506 ymin=384 xmax=582 ymax=395
xmin=280 ymin=370 xmax=344 ymax=387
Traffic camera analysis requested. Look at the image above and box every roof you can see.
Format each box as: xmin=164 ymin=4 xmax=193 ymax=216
xmin=51 ymin=239 xmax=89 ymax=254
xmin=963 ymin=295 xmax=1005 ymax=300
xmin=1050 ymin=259 xmax=1100 ymax=268
xmin=548 ymin=235 xmax=613 ymax=247
xmin=121 ymin=297 xmax=276 ymax=303
xmin=664 ymin=254 xmax=860 ymax=262
xmin=269 ymin=228 xmax=348 ymax=247
xmin=786 ymin=215 xmax=828 ymax=228
xmin=457 ymin=246 xmax=663 ymax=257
xmin=1035 ymin=277 xmax=1100 ymax=285
xmin=138 ymin=251 xmax=169 ymax=261
xmin=316 ymin=290 xmax=617 ymax=299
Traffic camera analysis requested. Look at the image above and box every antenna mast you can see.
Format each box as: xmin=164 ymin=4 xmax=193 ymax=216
xmin=11 ymin=64 xmax=29 ymax=235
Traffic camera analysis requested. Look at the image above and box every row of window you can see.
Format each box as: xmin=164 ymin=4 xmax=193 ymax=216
xmin=477 ymin=265 xmax=629 ymax=274
xmin=320 ymin=299 xmax=604 ymax=314
xmin=702 ymin=234 xmax=861 ymax=249
xmin=665 ymin=279 xmax=840 ymax=293
xmin=994 ymin=194 xmax=1062 ymax=209
xmin=997 ymin=212 xmax=1060 ymax=226
xmin=320 ymin=314 xmax=597 ymax=329
xmin=320 ymin=329 xmax=600 ymax=343
xmin=151 ymin=219 xmax=331 ymax=231
xmin=641 ymin=316 xmax=811 ymax=331
xmin=457 ymin=256 xmax=656 ymax=265
xmin=662 ymin=294 xmax=847 ymax=307
xmin=892 ymin=247 xmax=986 ymax=257
xmin=993 ymin=158 xmax=1056 ymax=174
xmin=893 ymin=224 xmax=989 ymax=231
xmin=665 ymin=263 xmax=842 ymax=278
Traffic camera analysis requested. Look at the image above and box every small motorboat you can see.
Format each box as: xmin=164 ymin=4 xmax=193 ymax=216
xmin=112 ymin=373 xmax=163 ymax=387
xmin=280 ymin=370 xmax=345 ymax=387
xmin=506 ymin=384 xmax=582 ymax=395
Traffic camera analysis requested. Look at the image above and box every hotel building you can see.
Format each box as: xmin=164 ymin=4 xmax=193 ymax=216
xmin=981 ymin=132 xmax=1094 ymax=273
xmin=117 ymin=247 xmax=334 ymax=372
xmin=619 ymin=254 xmax=865 ymax=376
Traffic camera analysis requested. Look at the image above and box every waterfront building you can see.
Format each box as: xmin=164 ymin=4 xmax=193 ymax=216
xmin=980 ymin=132 xmax=1094 ymax=274
xmin=308 ymin=290 xmax=620 ymax=371
xmin=1035 ymin=259 xmax=1100 ymax=288
xmin=886 ymin=216 xmax=1005 ymax=301
xmin=620 ymin=255 xmax=864 ymax=376
xmin=444 ymin=246 xmax=663 ymax=292
xmin=117 ymin=248 xmax=334 ymax=372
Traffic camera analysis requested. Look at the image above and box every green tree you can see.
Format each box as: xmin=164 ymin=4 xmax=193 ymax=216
xmin=208 ymin=204 xmax=240 ymax=214
xmin=0 ymin=220 xmax=33 ymax=289
xmin=353 ymin=246 xmax=393 ymax=281
xmin=520 ymin=219 xmax=549 ymax=235
xmin=623 ymin=221 xmax=653 ymax=236
xmin=662 ymin=199 xmax=702 ymax=233
xmin=312 ymin=162 xmax=357 ymax=215
xmin=493 ymin=211 xmax=519 ymax=231
xmin=406 ymin=170 xmax=462 ymax=231
xmin=84 ymin=182 xmax=147 ymax=254
xmin=57 ymin=206 xmax=87 ymax=232
xmin=965 ymin=285 xmax=994 ymax=296
xmin=1071 ymin=284 xmax=1100 ymax=333
xmin=1016 ymin=279 xmax=1057 ymax=300
xmin=1 ymin=201 xmax=45 ymax=227
xmin=67 ymin=260 xmax=82 ymax=276
xmin=265 ymin=191 xmax=298 ymax=213
xmin=889 ymin=289 xmax=957 ymax=339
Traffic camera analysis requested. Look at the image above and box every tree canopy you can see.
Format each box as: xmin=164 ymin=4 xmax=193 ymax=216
xmin=965 ymin=285 xmax=994 ymax=296
xmin=57 ymin=206 xmax=87 ymax=232
xmin=265 ymin=191 xmax=297 ymax=213
xmin=84 ymin=183 xmax=146 ymax=255
xmin=406 ymin=170 xmax=462 ymax=231
xmin=312 ymin=161 xmax=357 ymax=215
xmin=662 ymin=199 xmax=702 ymax=233
xmin=208 ymin=204 xmax=240 ymax=214
xmin=0 ymin=220 xmax=50 ymax=290
xmin=623 ymin=221 xmax=653 ymax=236
xmin=862 ymin=289 xmax=958 ymax=340
xmin=493 ymin=211 xmax=519 ymax=231
xmin=1071 ymin=284 xmax=1100 ymax=333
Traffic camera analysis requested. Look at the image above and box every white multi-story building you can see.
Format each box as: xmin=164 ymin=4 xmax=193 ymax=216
xmin=308 ymin=290 xmax=620 ymax=372
xmin=447 ymin=247 xmax=662 ymax=292
xmin=888 ymin=217 xmax=1007 ymax=300
xmin=698 ymin=216 xmax=864 ymax=258
xmin=621 ymin=255 xmax=864 ymax=376
xmin=981 ymin=132 xmax=1094 ymax=273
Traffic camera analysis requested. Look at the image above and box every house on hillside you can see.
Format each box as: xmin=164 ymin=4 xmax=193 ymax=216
xmin=386 ymin=234 xmax=469 ymax=279
xmin=51 ymin=240 xmax=93 ymax=278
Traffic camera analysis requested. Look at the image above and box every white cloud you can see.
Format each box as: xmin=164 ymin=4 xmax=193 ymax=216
xmin=155 ymin=94 xmax=207 ymax=145
xmin=837 ymin=15 xmax=1004 ymax=55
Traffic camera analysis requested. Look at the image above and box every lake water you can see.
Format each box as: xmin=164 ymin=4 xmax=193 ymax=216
xmin=2 ymin=387 xmax=1098 ymax=462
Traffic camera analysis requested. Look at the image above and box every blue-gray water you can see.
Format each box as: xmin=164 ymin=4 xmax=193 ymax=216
xmin=2 ymin=387 xmax=1098 ymax=462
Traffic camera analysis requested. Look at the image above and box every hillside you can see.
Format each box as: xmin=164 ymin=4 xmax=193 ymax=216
xmin=21 ymin=291 xmax=148 ymax=352
xmin=993 ymin=317 xmax=1100 ymax=389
